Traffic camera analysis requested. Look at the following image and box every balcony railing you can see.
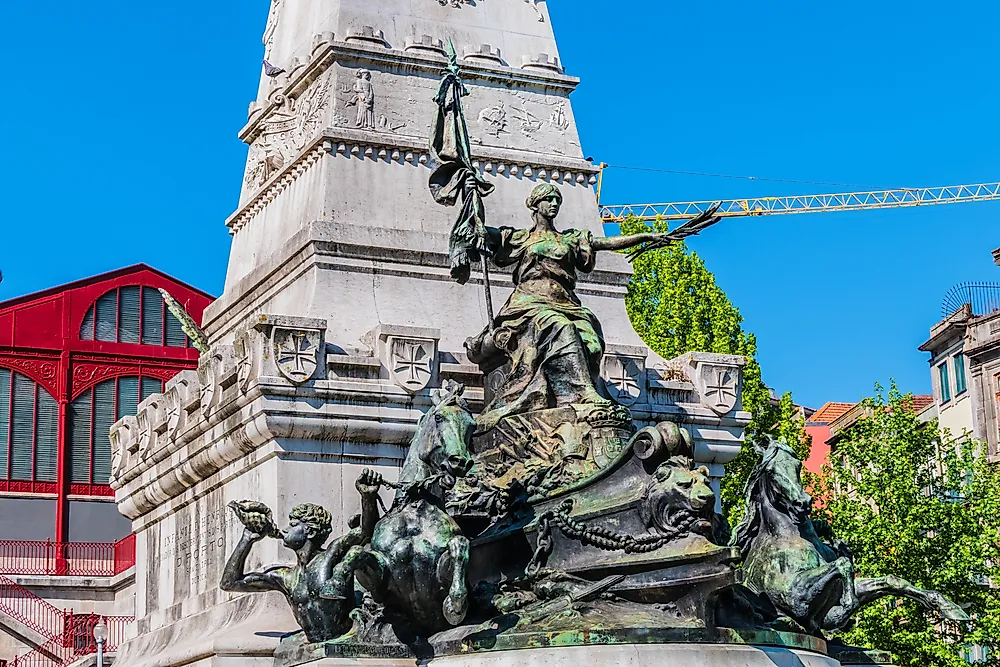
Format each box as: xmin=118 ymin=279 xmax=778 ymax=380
xmin=0 ymin=535 xmax=135 ymax=577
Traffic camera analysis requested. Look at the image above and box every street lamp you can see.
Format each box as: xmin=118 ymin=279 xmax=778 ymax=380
xmin=92 ymin=617 xmax=108 ymax=667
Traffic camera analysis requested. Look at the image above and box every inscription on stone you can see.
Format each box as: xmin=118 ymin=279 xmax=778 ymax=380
xmin=160 ymin=508 xmax=240 ymax=587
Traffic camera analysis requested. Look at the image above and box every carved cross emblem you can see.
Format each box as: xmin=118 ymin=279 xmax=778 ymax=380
xmin=699 ymin=365 xmax=739 ymax=415
xmin=136 ymin=405 xmax=155 ymax=460
xmin=163 ymin=386 xmax=182 ymax=443
xmin=109 ymin=426 xmax=127 ymax=481
xmin=602 ymin=355 xmax=644 ymax=406
xmin=388 ymin=338 xmax=434 ymax=392
xmin=234 ymin=333 xmax=253 ymax=393
xmin=273 ymin=328 xmax=320 ymax=384
xmin=604 ymin=357 xmax=642 ymax=405
xmin=199 ymin=358 xmax=217 ymax=419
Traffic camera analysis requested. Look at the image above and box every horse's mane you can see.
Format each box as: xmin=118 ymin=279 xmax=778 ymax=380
xmin=731 ymin=438 xmax=797 ymax=557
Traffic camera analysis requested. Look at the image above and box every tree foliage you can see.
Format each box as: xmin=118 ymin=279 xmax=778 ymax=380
xmin=621 ymin=218 xmax=808 ymax=523
xmin=814 ymin=383 xmax=1000 ymax=666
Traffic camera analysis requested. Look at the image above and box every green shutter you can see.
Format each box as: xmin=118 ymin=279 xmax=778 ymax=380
xmin=80 ymin=305 xmax=95 ymax=341
xmin=34 ymin=389 xmax=58 ymax=482
xmin=954 ymin=354 xmax=967 ymax=394
xmin=117 ymin=376 xmax=139 ymax=419
xmin=70 ymin=390 xmax=93 ymax=484
xmin=93 ymin=381 xmax=117 ymax=486
xmin=95 ymin=291 xmax=118 ymax=342
xmin=11 ymin=374 xmax=35 ymax=481
xmin=142 ymin=287 xmax=164 ymax=346
xmin=118 ymin=287 xmax=141 ymax=344
xmin=939 ymin=363 xmax=951 ymax=403
xmin=141 ymin=377 xmax=163 ymax=403
xmin=0 ymin=370 xmax=9 ymax=480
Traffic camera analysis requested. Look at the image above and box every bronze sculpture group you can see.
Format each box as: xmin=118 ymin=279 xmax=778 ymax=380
xmin=220 ymin=48 xmax=969 ymax=661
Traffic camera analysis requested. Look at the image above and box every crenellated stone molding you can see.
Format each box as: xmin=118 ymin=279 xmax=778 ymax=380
xmin=245 ymin=32 xmax=580 ymax=134
xmin=111 ymin=314 xmax=749 ymax=520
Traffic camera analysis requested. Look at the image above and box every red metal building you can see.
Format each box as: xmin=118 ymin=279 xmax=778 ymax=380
xmin=0 ymin=265 xmax=212 ymax=544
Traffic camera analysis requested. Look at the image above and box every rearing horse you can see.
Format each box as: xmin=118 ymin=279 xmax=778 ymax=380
xmin=733 ymin=436 xmax=968 ymax=634
xmin=332 ymin=383 xmax=476 ymax=635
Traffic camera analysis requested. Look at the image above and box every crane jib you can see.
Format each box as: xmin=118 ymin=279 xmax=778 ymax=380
xmin=600 ymin=182 xmax=1000 ymax=222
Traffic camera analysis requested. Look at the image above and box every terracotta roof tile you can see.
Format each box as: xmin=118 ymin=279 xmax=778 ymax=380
xmin=906 ymin=395 xmax=934 ymax=413
xmin=808 ymin=402 xmax=856 ymax=424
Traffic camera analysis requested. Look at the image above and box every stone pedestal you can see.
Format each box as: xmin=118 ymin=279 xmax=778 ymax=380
xmin=427 ymin=645 xmax=841 ymax=667
xmin=285 ymin=644 xmax=841 ymax=667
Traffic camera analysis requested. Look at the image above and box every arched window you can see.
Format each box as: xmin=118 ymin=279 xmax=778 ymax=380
xmin=0 ymin=369 xmax=59 ymax=482
xmin=80 ymin=286 xmax=189 ymax=347
xmin=70 ymin=376 xmax=164 ymax=486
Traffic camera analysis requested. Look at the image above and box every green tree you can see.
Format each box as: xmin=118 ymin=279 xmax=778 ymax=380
xmin=815 ymin=383 xmax=1000 ymax=667
xmin=621 ymin=218 xmax=808 ymax=524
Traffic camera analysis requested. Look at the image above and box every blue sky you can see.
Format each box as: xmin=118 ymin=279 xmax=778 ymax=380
xmin=2 ymin=1 xmax=997 ymax=409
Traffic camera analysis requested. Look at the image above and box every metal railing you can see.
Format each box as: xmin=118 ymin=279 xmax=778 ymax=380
xmin=941 ymin=282 xmax=1000 ymax=318
xmin=7 ymin=614 xmax=133 ymax=667
xmin=0 ymin=585 xmax=133 ymax=667
xmin=0 ymin=574 xmax=71 ymax=643
xmin=0 ymin=535 xmax=135 ymax=577
xmin=112 ymin=535 xmax=136 ymax=576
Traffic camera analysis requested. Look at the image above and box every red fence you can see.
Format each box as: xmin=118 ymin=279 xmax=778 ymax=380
xmin=0 ymin=578 xmax=133 ymax=667
xmin=6 ymin=614 xmax=133 ymax=667
xmin=0 ymin=536 xmax=135 ymax=577
xmin=0 ymin=574 xmax=71 ymax=643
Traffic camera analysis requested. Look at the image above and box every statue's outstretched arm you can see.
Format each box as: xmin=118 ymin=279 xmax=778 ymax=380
xmin=590 ymin=232 xmax=661 ymax=253
xmin=220 ymin=530 xmax=286 ymax=593
xmin=591 ymin=204 xmax=722 ymax=259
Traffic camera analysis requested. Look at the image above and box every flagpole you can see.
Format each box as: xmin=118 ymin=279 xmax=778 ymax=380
xmin=481 ymin=254 xmax=495 ymax=331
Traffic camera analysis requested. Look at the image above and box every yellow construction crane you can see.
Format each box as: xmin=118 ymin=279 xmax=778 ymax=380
xmin=598 ymin=180 xmax=1000 ymax=224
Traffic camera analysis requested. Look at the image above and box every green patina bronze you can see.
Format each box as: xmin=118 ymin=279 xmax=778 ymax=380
xmin=734 ymin=435 xmax=969 ymax=634
xmin=220 ymin=472 xmax=382 ymax=642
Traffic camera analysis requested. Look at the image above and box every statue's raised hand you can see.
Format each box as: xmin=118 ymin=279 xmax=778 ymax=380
xmin=356 ymin=468 xmax=384 ymax=497
xmin=228 ymin=500 xmax=281 ymax=541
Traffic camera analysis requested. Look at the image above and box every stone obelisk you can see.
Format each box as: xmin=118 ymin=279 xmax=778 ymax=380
xmin=108 ymin=2 xmax=749 ymax=665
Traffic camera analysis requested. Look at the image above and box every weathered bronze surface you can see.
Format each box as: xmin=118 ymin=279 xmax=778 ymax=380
xmin=220 ymin=471 xmax=382 ymax=642
xmin=733 ymin=435 xmax=970 ymax=634
xmin=334 ymin=382 xmax=477 ymax=636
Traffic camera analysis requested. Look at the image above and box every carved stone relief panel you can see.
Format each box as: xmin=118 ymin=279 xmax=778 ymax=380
xmin=234 ymin=331 xmax=254 ymax=392
xmin=233 ymin=314 xmax=328 ymax=388
xmin=163 ymin=370 xmax=197 ymax=444
xmin=365 ymin=324 xmax=441 ymax=394
xmin=331 ymin=65 xmax=412 ymax=136
xmin=466 ymin=88 xmax=581 ymax=155
xmin=272 ymin=328 xmax=322 ymax=383
xmin=244 ymin=70 xmax=332 ymax=189
xmin=602 ymin=353 xmax=647 ymax=407
xmin=198 ymin=356 xmax=217 ymax=421
xmin=136 ymin=397 xmax=160 ymax=460
xmin=197 ymin=347 xmax=235 ymax=420
xmin=262 ymin=0 xmax=283 ymax=59
xmin=695 ymin=363 xmax=741 ymax=416
xmin=387 ymin=337 xmax=437 ymax=392
xmin=109 ymin=418 xmax=134 ymax=482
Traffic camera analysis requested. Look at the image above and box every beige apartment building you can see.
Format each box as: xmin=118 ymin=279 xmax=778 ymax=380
xmin=918 ymin=279 xmax=1000 ymax=461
